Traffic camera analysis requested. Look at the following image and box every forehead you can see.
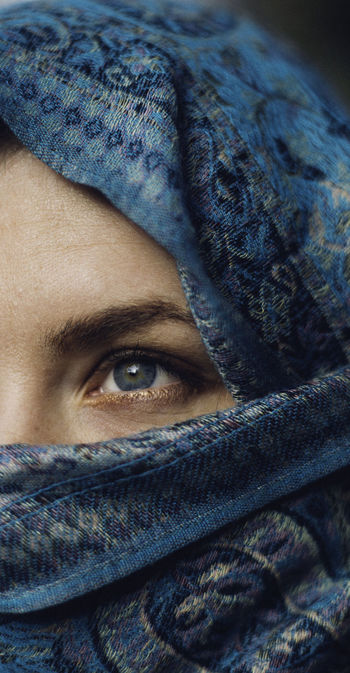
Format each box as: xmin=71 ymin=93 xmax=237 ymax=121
xmin=0 ymin=151 xmax=186 ymax=342
xmin=0 ymin=150 xmax=176 ymax=266
xmin=1 ymin=150 xmax=132 ymax=246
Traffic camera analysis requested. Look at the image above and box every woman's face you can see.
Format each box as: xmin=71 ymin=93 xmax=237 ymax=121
xmin=0 ymin=149 xmax=234 ymax=444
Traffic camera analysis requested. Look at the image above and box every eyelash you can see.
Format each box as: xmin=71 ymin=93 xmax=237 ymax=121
xmin=86 ymin=346 xmax=205 ymax=396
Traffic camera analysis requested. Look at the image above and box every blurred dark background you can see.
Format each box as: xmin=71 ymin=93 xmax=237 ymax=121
xmin=237 ymin=0 xmax=350 ymax=111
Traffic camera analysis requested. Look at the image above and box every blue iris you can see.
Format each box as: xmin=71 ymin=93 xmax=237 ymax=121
xmin=113 ymin=360 xmax=157 ymax=391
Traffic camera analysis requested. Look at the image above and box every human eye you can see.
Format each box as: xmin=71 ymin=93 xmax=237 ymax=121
xmin=84 ymin=347 xmax=205 ymax=407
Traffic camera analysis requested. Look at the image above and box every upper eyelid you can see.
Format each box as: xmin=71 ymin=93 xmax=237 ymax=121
xmin=92 ymin=346 xmax=192 ymax=374
xmin=92 ymin=348 xmax=178 ymax=375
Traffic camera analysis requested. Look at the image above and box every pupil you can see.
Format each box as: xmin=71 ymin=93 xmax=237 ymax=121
xmin=113 ymin=360 xmax=157 ymax=391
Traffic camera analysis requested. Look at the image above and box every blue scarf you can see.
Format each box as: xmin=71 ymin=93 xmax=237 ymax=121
xmin=0 ymin=1 xmax=350 ymax=670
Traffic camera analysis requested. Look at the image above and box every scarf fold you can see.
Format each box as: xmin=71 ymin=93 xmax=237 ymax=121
xmin=0 ymin=1 xmax=350 ymax=670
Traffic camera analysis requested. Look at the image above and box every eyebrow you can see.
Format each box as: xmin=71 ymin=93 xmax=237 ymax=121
xmin=43 ymin=299 xmax=197 ymax=357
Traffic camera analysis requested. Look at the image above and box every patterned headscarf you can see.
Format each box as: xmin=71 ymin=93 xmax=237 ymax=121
xmin=0 ymin=0 xmax=350 ymax=670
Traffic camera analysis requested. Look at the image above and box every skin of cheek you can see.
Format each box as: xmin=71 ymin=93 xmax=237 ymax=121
xmin=77 ymin=383 xmax=231 ymax=440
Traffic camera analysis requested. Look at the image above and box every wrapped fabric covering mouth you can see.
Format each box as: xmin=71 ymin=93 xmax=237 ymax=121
xmin=0 ymin=0 xmax=350 ymax=671
xmin=0 ymin=368 xmax=349 ymax=615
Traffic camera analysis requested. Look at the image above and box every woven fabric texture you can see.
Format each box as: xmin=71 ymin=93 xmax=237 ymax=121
xmin=0 ymin=0 xmax=350 ymax=670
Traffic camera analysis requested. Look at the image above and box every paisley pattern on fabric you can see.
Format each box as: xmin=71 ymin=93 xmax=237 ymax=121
xmin=1 ymin=436 xmax=350 ymax=672
xmin=0 ymin=0 xmax=349 ymax=671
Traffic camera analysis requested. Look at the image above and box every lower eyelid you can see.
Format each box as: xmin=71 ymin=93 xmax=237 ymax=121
xmin=84 ymin=381 xmax=192 ymax=409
